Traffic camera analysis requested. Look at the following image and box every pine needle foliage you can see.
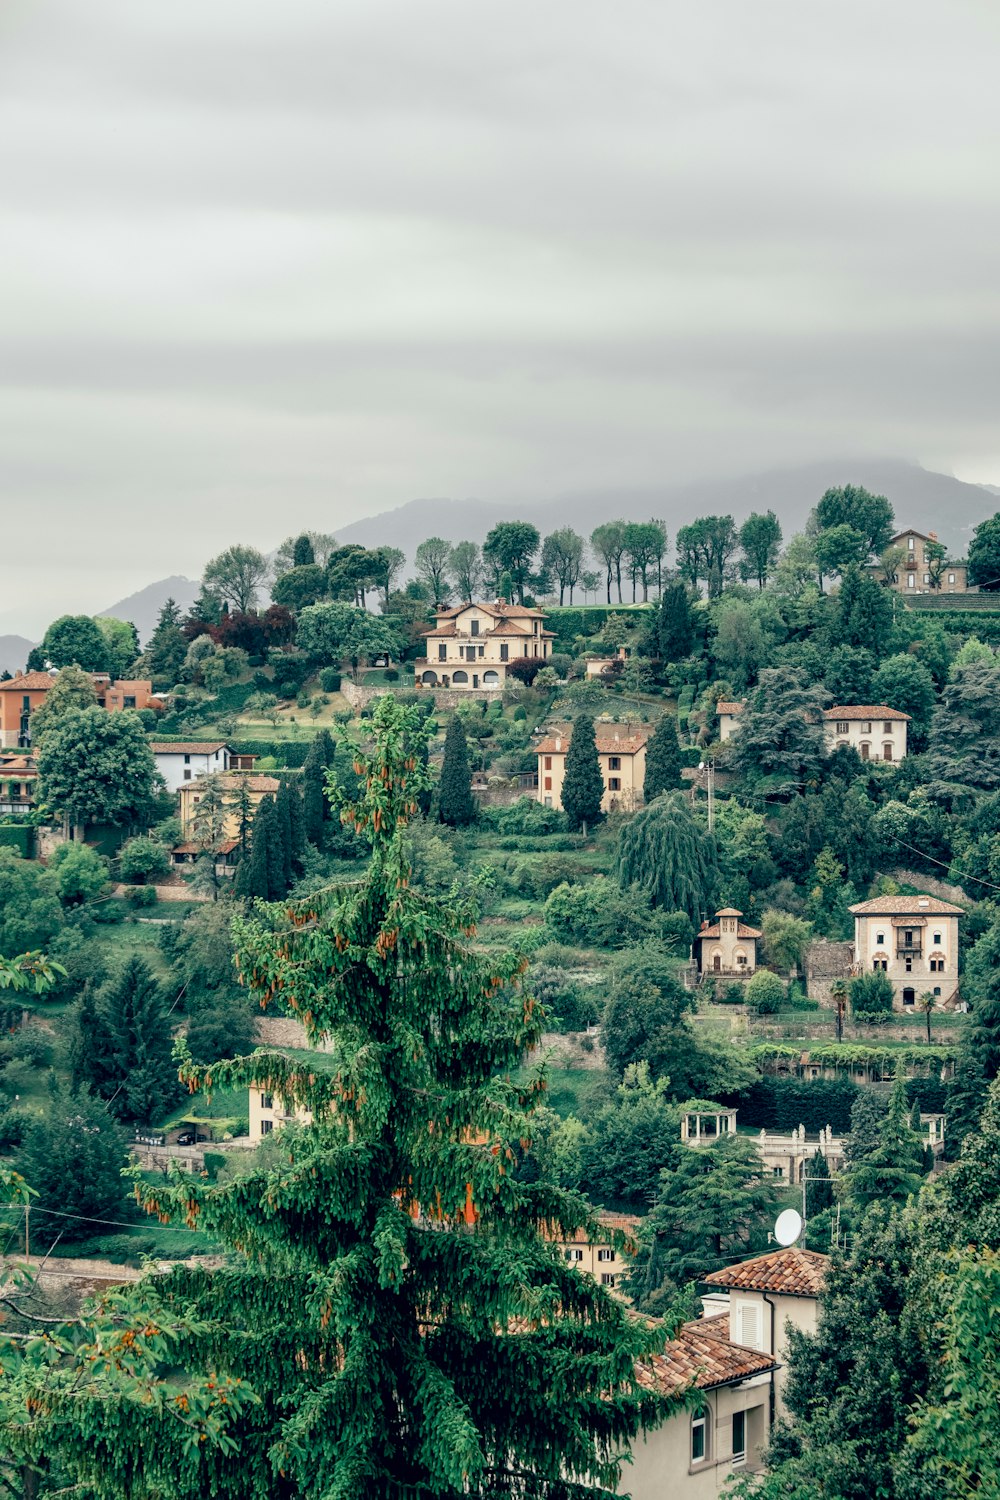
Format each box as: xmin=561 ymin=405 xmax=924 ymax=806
xmin=8 ymin=699 xmax=673 ymax=1498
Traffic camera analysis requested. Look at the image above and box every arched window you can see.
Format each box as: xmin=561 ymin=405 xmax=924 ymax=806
xmin=421 ymin=671 xmax=438 ymax=686
xmin=451 ymin=670 xmax=469 ymax=685
xmin=482 ymin=670 xmax=499 ymax=686
xmin=882 ymin=743 xmax=893 ymax=762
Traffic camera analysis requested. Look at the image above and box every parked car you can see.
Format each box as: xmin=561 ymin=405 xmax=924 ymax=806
xmin=175 ymin=1131 xmax=206 ymax=1146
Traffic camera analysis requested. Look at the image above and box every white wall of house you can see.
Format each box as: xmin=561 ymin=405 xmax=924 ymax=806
xmin=154 ymin=746 xmax=230 ymax=795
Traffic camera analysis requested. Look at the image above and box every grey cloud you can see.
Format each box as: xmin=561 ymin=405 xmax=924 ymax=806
xmin=0 ymin=0 xmax=998 ymax=631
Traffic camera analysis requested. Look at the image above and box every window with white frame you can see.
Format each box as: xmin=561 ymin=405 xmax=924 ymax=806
xmin=691 ymin=1412 xmax=708 ymax=1464
xmin=564 ymin=1248 xmax=583 ymax=1262
xmin=597 ymin=1248 xmax=615 ymax=1262
xmin=600 ymin=1273 xmax=616 ymax=1287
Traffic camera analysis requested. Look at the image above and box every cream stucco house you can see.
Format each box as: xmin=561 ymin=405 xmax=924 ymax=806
xmin=693 ymin=908 xmax=762 ymax=978
xmin=536 ymin=723 xmax=651 ymax=813
xmin=415 ymin=601 xmax=555 ymax=690
xmin=850 ymin=892 xmax=963 ymax=1009
xmin=824 ymin=705 xmax=909 ymax=762
xmin=178 ymin=771 xmax=280 ymax=840
xmin=716 ymin=702 xmax=745 ymax=742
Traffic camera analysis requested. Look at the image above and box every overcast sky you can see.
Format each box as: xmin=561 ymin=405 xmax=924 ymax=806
xmin=1 ymin=0 xmax=999 ymax=632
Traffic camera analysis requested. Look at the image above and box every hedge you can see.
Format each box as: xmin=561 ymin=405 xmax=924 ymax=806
xmin=543 ymin=604 xmax=656 ymax=650
xmin=0 ymin=826 xmax=33 ymax=858
xmin=732 ymin=1076 xmax=859 ymax=1134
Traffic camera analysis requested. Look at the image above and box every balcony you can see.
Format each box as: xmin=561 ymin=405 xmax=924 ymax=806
xmin=896 ymin=942 xmax=923 ymax=960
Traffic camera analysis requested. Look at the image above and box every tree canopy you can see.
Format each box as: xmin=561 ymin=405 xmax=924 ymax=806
xmin=36 ymin=708 xmax=158 ymax=828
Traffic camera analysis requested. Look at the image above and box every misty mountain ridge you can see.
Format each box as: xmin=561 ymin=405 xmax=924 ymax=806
xmin=331 ymin=458 xmax=996 ymax=563
xmin=98 ymin=575 xmax=200 ymax=645
xmin=0 ymin=636 xmax=37 ymax=676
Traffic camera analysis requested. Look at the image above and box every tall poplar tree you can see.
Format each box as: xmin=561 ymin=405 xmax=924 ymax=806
xmin=5 ymin=699 xmax=673 ymax=1496
xmin=561 ymin=716 xmax=605 ymax=834
xmin=437 ymin=714 xmax=476 ymax=827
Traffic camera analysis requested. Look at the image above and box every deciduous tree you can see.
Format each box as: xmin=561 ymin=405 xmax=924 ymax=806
xmin=739 ymin=510 xmax=782 ymax=589
xmin=203 ymin=544 xmax=269 ymax=613
xmin=482 ymin=521 xmax=541 ymax=604
xmin=414 ymin=536 xmax=453 ymax=603
xmin=448 ymin=540 xmax=483 ymax=603
xmin=616 ymin=792 xmax=717 ymax=924
xmin=36 ymin=708 xmax=158 ymax=829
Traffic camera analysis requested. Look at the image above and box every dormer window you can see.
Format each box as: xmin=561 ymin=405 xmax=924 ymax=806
xmin=470 ymin=619 xmax=479 ymax=636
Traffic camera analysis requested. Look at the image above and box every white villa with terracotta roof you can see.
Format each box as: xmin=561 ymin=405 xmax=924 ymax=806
xmin=536 ymin=722 xmax=652 ymax=813
xmin=718 ymin=700 xmax=910 ymax=761
xmin=693 ymin=908 xmax=762 ymax=978
xmin=415 ymin=601 xmax=555 ymax=690
xmin=851 ymin=892 xmax=964 ymax=1009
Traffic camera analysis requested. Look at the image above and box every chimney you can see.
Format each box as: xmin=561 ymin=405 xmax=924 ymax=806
xmin=614 ymin=730 xmax=620 ymax=743
xmin=555 ymin=735 xmax=562 ymax=752
xmin=928 ymin=531 xmax=938 ymax=541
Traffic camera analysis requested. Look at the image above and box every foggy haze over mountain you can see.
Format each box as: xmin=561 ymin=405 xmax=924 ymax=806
xmin=0 ymin=1 xmax=998 ymax=633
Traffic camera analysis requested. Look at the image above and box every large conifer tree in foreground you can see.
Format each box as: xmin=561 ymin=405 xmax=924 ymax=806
xmin=8 ymin=699 xmax=671 ymax=1497
xmin=561 ymin=716 xmax=605 ymax=834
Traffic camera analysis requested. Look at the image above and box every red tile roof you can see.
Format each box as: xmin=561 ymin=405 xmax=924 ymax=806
xmin=536 ymin=725 xmax=652 ymax=756
xmin=824 ymin=705 xmax=910 ymax=721
xmin=559 ymin=1211 xmax=643 ymax=1247
xmin=849 ymin=894 xmax=964 ymax=916
xmin=696 ymin=922 xmax=762 ymax=941
xmin=0 ymin=672 xmax=56 ymax=692
xmin=702 ymin=1247 xmax=828 ymax=1298
xmin=635 ymin=1314 xmax=778 ymax=1394
xmin=716 ymin=701 xmax=745 ymax=715
xmin=183 ymin=773 xmax=279 ymax=794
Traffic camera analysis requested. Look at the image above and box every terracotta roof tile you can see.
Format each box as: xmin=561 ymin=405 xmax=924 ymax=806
xmin=536 ymin=726 xmax=652 ymax=756
xmin=635 ymin=1315 xmax=778 ymax=1394
xmin=848 ymin=894 xmax=964 ymax=916
xmin=702 ymin=1247 xmax=829 ymax=1298
xmin=0 ymin=672 xmax=56 ymax=692
xmin=697 ymin=923 xmax=763 ymax=940
xmin=182 ymin=773 xmax=279 ymax=794
xmin=716 ymin=701 xmax=746 ymax=715
xmin=824 ymin=705 xmax=910 ymax=721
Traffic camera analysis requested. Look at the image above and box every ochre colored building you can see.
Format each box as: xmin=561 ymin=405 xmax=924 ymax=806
xmin=536 ymin=723 xmax=651 ymax=813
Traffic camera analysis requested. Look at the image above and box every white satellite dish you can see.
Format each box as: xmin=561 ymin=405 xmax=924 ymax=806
xmin=774 ymin=1208 xmax=803 ymax=1247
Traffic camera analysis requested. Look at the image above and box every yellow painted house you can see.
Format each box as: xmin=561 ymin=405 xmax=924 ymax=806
xmin=536 ymin=723 xmax=651 ymax=813
xmin=178 ymin=771 xmax=280 ymax=840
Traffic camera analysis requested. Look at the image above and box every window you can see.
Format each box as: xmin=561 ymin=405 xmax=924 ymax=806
xmin=949 ymin=573 xmax=956 ymax=584
xmin=608 ymin=777 xmax=621 ymax=791
xmin=260 ymin=1093 xmax=273 ymax=1109
xmin=184 ymin=754 xmax=191 ymax=764
xmin=544 ymin=757 xmax=552 ymax=770
xmin=543 ymin=796 xmax=552 ymax=807
xmin=903 ymin=988 xmax=916 ymax=1006
xmin=773 ymin=1165 xmax=784 ymax=1177
xmin=564 ymin=1248 xmax=583 ymax=1262
xmin=923 ymin=573 xmax=930 ymax=584
xmin=123 ymin=695 xmax=136 ymax=709
xmin=600 ymin=1273 xmax=616 ymax=1287
xmin=908 ymin=536 xmax=915 ymax=550
xmin=733 ymin=1301 xmax=762 ymax=1350
xmin=438 ymin=644 xmax=447 ymax=661
xmin=933 ymin=931 xmax=942 ymax=945
xmin=608 ymin=756 xmax=621 ymax=770
xmin=873 ymin=959 xmax=887 ymax=971
xmin=876 ymin=932 xmax=885 ymax=945
xmin=544 ymin=777 xmax=552 ymax=791
xmin=478 ymin=646 xmax=484 ymax=658
xmin=597 ymin=1248 xmax=615 ymax=1263
xmin=933 ymin=986 xmax=941 ymax=997
xmin=861 ymin=721 xmax=872 ymax=734
xmin=732 ymin=1410 xmax=746 ymax=1464
xmin=905 ymin=957 xmax=912 ymax=972
xmin=471 ymin=619 xmax=479 ymax=636
xmin=930 ymin=957 xmax=944 ymax=972
xmin=907 ymin=574 xmax=915 ymax=588
xmin=883 ymin=721 xmax=894 ymax=735
xmin=691 ymin=1413 xmax=707 ymax=1464
xmin=260 ymin=1119 xmax=274 ymax=1135
xmin=500 ymin=644 xmax=508 ymax=662
xmin=836 ymin=720 xmax=849 ymax=735
xmin=183 ymin=768 xmax=192 ymax=780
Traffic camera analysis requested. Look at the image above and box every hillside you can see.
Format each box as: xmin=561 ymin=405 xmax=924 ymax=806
xmin=331 ymin=458 xmax=997 ymax=564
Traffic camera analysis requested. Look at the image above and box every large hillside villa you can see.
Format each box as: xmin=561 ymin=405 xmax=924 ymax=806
xmin=850 ymin=892 xmax=963 ymax=1009
xmin=415 ymin=601 xmax=555 ymax=690
xmin=0 ymin=669 xmax=161 ymax=749
xmin=872 ymin=528 xmax=973 ymax=595
xmin=718 ymin=701 xmax=910 ymax=761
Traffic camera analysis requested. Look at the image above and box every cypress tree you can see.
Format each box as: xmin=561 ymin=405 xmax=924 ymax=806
xmin=70 ymin=983 xmax=116 ymax=1096
xmin=292 ymin=533 xmax=315 ymax=567
xmin=561 ymin=715 xmax=605 ymax=834
xmin=99 ymin=956 xmax=178 ymax=1123
xmin=235 ymin=796 xmax=278 ymax=900
xmin=14 ymin=699 xmax=674 ymax=1497
xmin=274 ymin=781 xmax=295 ymax=891
xmin=438 ymin=714 xmax=476 ymax=827
xmin=302 ymin=730 xmax=334 ymax=845
xmin=643 ymin=714 xmax=684 ymax=800
xmin=234 ymin=775 xmax=254 ymax=858
xmin=657 ymin=579 xmax=694 ymax=662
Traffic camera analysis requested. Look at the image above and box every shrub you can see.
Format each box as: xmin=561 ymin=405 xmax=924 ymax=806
xmin=850 ymin=969 xmax=895 ymax=1018
xmin=277 ymin=678 xmax=299 ymax=700
xmin=745 ymin=970 xmax=786 ymax=1014
xmin=734 ymin=1076 xmax=859 ymax=1134
xmin=320 ymin=668 xmax=342 ymax=693
xmin=512 ymin=706 xmax=527 ymax=722
xmin=384 ymin=668 xmax=400 ymax=682
xmin=118 ymin=836 xmax=170 ymax=885
xmin=124 ymin=885 xmax=157 ymax=908
xmin=507 ymin=658 xmax=542 ymax=686
xmin=0 ymin=1108 xmax=28 ymax=1149
xmin=296 ymin=690 xmax=312 ymax=710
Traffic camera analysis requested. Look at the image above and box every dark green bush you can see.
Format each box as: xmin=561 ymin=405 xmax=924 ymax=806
xmin=124 ymin=885 xmax=157 ymax=908
xmin=320 ymin=668 xmax=342 ymax=692
xmin=733 ymin=1076 xmax=859 ymax=1134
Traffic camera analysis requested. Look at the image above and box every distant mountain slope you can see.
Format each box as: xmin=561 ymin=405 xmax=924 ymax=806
xmin=332 ymin=459 xmax=998 ymax=564
xmin=98 ymin=576 xmax=199 ymax=645
xmin=0 ymin=635 xmax=36 ymax=675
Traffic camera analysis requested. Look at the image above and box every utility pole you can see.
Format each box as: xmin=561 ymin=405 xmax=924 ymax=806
xmin=698 ymin=759 xmax=716 ymax=833
xmin=24 ymin=1200 xmax=29 ymax=1260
